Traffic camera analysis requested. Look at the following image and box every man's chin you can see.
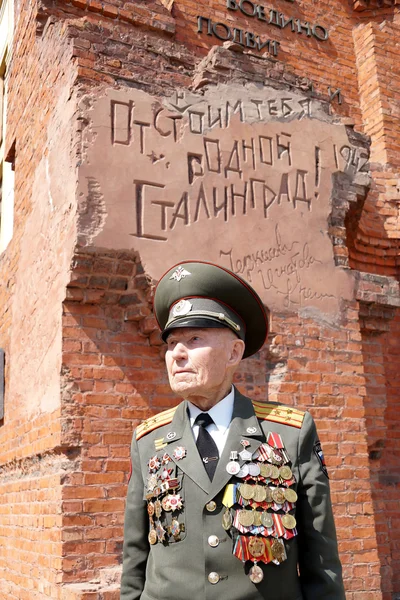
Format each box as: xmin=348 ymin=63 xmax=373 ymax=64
xmin=169 ymin=381 xmax=200 ymax=398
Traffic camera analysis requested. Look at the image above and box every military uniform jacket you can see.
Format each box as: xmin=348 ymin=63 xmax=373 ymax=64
xmin=120 ymin=389 xmax=345 ymax=600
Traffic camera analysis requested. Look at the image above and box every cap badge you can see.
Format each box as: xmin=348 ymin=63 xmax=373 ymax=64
xmin=172 ymin=300 xmax=192 ymax=317
xmin=170 ymin=266 xmax=191 ymax=282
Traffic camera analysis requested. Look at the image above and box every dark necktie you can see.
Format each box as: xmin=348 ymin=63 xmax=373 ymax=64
xmin=195 ymin=413 xmax=219 ymax=480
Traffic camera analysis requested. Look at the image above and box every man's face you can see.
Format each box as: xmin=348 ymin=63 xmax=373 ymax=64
xmin=165 ymin=327 xmax=241 ymax=405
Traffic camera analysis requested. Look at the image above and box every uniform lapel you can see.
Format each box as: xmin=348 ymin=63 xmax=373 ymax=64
xmin=207 ymin=388 xmax=265 ymax=500
xmin=164 ymin=400 xmax=211 ymax=494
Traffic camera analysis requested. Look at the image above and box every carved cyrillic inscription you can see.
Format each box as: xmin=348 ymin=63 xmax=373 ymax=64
xmin=79 ymin=84 xmax=370 ymax=317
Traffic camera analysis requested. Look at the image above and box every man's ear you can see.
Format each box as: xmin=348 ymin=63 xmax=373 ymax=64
xmin=229 ymin=339 xmax=245 ymax=367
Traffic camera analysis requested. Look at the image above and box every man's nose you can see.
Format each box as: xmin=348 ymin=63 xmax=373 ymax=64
xmin=171 ymin=342 xmax=188 ymax=359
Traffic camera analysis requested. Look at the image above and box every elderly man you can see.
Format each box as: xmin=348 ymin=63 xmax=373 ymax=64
xmin=120 ymin=261 xmax=345 ymax=600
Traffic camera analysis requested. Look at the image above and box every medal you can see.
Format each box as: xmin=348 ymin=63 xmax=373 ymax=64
xmin=160 ymin=468 xmax=171 ymax=480
xmin=261 ymin=511 xmax=274 ymax=528
xmin=161 ymin=495 xmax=173 ymax=511
xmin=240 ymin=439 xmax=250 ymax=448
xmin=237 ymin=464 xmax=250 ymax=478
xmin=249 ymin=536 xmax=265 ymax=558
xmin=271 ymin=538 xmax=285 ymax=562
xmin=154 ymin=499 xmax=162 ymax=518
xmin=281 ymin=514 xmax=297 ymax=529
xmin=264 ymin=487 xmax=273 ymax=503
xmin=279 ymin=465 xmax=293 ymax=480
xmin=238 ymin=509 xmax=255 ymax=527
xmin=284 ymin=488 xmax=298 ymax=503
xmin=147 ymin=501 xmax=155 ymax=517
xmin=253 ymin=485 xmax=267 ymax=503
xmin=147 ymin=474 xmax=158 ymax=492
xmin=155 ymin=520 xmax=166 ymax=542
xmin=239 ymin=449 xmax=253 ymax=461
xmin=170 ymin=518 xmax=181 ymax=539
xmin=239 ymin=483 xmax=254 ymax=500
xmin=269 ymin=466 xmax=280 ymax=480
xmin=260 ymin=464 xmax=272 ymax=478
xmin=249 ymin=563 xmax=264 ymax=584
xmin=222 ymin=507 xmax=233 ymax=530
xmin=173 ymin=446 xmax=186 ymax=460
xmin=272 ymin=488 xmax=286 ymax=505
xmin=253 ymin=510 xmax=262 ymax=526
xmin=168 ymin=494 xmax=183 ymax=511
xmin=271 ymin=450 xmax=283 ymax=465
xmin=148 ymin=455 xmax=161 ymax=472
xmin=148 ymin=528 xmax=157 ymax=545
xmin=248 ymin=463 xmax=261 ymax=477
xmin=161 ymin=452 xmax=171 ymax=464
xmin=226 ymin=451 xmax=240 ymax=475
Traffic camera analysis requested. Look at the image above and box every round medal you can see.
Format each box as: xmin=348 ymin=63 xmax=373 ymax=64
xmin=147 ymin=501 xmax=155 ymax=517
xmin=264 ymin=487 xmax=273 ymax=503
xmin=281 ymin=514 xmax=297 ymax=529
xmin=284 ymin=488 xmax=298 ymax=503
xmin=226 ymin=460 xmax=241 ymax=475
xmin=237 ymin=464 xmax=250 ymax=479
xmin=279 ymin=465 xmax=293 ymax=480
xmin=270 ymin=466 xmax=280 ymax=480
xmin=253 ymin=510 xmax=262 ymax=526
xmin=272 ymin=488 xmax=286 ymax=505
xmin=238 ymin=509 xmax=255 ymax=527
xmin=148 ymin=529 xmax=157 ymax=545
xmin=161 ymin=495 xmax=172 ymax=511
xmin=261 ymin=511 xmax=274 ymax=528
xmin=271 ymin=538 xmax=285 ymax=562
xmin=271 ymin=450 xmax=283 ymax=464
xmin=249 ymin=536 xmax=265 ymax=558
xmin=260 ymin=464 xmax=272 ymax=479
xmin=253 ymin=485 xmax=267 ymax=503
xmin=239 ymin=483 xmax=255 ymax=500
xmin=248 ymin=463 xmax=261 ymax=477
xmin=249 ymin=564 xmax=264 ymax=584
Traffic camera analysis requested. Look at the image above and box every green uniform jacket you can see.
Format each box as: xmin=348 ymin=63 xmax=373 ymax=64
xmin=120 ymin=389 xmax=345 ymax=600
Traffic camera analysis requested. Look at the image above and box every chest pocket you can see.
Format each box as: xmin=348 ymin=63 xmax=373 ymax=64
xmin=144 ymin=455 xmax=187 ymax=545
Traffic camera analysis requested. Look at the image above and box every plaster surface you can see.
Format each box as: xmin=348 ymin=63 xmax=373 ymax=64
xmin=78 ymin=84 xmax=370 ymax=319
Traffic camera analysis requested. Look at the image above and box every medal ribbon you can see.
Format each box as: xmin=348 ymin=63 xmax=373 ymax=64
xmin=267 ymin=432 xmax=284 ymax=449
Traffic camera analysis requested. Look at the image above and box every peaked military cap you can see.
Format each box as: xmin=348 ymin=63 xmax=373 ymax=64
xmin=154 ymin=261 xmax=269 ymax=358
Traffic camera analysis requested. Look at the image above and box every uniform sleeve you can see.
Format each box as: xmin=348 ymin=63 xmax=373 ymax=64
xmin=120 ymin=434 xmax=149 ymax=600
xmin=296 ymin=411 xmax=346 ymax=600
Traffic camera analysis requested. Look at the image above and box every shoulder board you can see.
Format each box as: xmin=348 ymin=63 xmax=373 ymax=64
xmin=136 ymin=406 xmax=178 ymax=441
xmin=252 ymin=400 xmax=305 ymax=429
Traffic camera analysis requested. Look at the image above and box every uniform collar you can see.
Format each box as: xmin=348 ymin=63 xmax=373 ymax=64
xmin=187 ymin=386 xmax=235 ymax=434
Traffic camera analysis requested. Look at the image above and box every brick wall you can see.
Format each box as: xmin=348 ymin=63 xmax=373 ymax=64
xmin=0 ymin=0 xmax=399 ymax=598
xmin=0 ymin=2 xmax=79 ymax=598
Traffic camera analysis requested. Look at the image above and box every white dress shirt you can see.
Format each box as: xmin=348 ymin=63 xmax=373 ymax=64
xmin=187 ymin=386 xmax=235 ymax=456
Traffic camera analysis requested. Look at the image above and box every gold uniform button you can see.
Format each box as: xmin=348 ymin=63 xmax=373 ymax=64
xmin=208 ymin=572 xmax=220 ymax=584
xmin=206 ymin=501 xmax=217 ymax=512
xmin=208 ymin=535 xmax=219 ymax=547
